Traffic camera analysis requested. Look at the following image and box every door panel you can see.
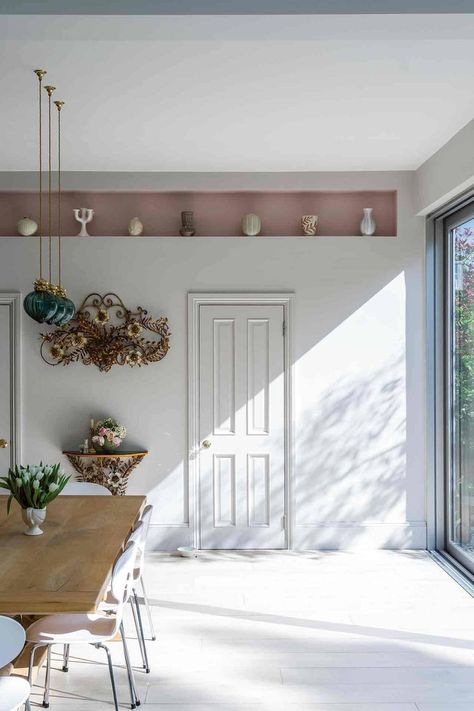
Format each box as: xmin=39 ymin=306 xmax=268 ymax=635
xmin=247 ymin=319 xmax=269 ymax=435
xmin=213 ymin=455 xmax=236 ymax=527
xmin=247 ymin=453 xmax=270 ymax=527
xmin=213 ymin=319 xmax=235 ymax=435
xmin=199 ymin=304 xmax=286 ymax=549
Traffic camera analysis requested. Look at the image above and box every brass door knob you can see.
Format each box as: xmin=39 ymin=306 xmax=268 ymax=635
xmin=0 ymin=439 xmax=8 ymax=449
xmin=202 ymin=440 xmax=212 ymax=449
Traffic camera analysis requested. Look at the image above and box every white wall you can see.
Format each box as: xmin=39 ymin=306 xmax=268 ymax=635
xmin=0 ymin=172 xmax=426 ymax=549
xmin=416 ymin=118 xmax=474 ymax=216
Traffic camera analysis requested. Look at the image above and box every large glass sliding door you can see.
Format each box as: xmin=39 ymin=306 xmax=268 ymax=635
xmin=445 ymin=204 xmax=474 ymax=571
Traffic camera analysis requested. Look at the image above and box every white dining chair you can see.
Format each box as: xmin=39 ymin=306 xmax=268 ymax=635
xmin=61 ymin=481 xmax=112 ymax=495
xmin=26 ymin=541 xmax=140 ymax=711
xmin=128 ymin=505 xmax=155 ymax=673
xmin=99 ymin=506 xmax=155 ymax=674
xmin=59 ymin=479 xmax=112 ymax=673
xmin=0 ymin=616 xmax=31 ymax=711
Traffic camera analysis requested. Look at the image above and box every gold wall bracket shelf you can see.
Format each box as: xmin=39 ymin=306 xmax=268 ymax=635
xmin=62 ymin=450 xmax=148 ymax=495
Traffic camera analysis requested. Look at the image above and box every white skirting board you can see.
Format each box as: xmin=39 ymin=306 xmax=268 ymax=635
xmin=146 ymin=521 xmax=427 ymax=551
xmin=147 ymin=524 xmax=193 ymax=551
xmin=293 ymin=521 xmax=427 ymax=550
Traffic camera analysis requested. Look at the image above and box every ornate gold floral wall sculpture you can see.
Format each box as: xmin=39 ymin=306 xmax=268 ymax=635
xmin=41 ymin=293 xmax=170 ymax=372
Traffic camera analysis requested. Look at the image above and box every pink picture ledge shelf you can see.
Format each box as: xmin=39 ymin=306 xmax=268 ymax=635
xmin=0 ymin=190 xmax=397 ymax=237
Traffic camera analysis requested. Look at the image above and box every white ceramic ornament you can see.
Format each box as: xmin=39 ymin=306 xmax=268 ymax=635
xmin=301 ymin=215 xmax=318 ymax=236
xmin=17 ymin=217 xmax=38 ymax=236
xmin=241 ymin=213 xmax=261 ymax=236
xmin=73 ymin=207 xmax=94 ymax=237
xmin=128 ymin=217 xmax=144 ymax=236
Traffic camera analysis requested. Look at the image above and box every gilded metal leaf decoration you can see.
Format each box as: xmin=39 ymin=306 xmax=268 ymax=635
xmin=40 ymin=293 xmax=170 ymax=372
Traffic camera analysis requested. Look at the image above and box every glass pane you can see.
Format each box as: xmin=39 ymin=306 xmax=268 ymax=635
xmin=450 ymin=217 xmax=474 ymax=553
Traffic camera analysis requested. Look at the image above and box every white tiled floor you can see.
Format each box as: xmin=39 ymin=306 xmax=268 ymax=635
xmin=30 ymin=550 xmax=474 ymax=711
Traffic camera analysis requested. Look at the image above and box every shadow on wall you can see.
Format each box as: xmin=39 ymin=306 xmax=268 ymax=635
xmin=295 ymin=350 xmax=407 ymax=548
xmin=292 ymin=270 xmax=415 ymax=548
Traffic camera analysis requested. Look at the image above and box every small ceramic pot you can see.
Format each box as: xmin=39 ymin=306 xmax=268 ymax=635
xmin=301 ymin=215 xmax=318 ymax=236
xmin=17 ymin=217 xmax=38 ymax=236
xmin=241 ymin=213 xmax=261 ymax=236
xmin=99 ymin=441 xmax=120 ymax=454
xmin=128 ymin=217 xmax=144 ymax=236
xmin=179 ymin=211 xmax=196 ymax=236
xmin=22 ymin=507 xmax=46 ymax=536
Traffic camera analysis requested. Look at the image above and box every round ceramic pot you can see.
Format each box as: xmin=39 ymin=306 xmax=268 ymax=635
xmin=99 ymin=441 xmax=120 ymax=454
xmin=22 ymin=507 xmax=46 ymax=536
xmin=17 ymin=217 xmax=38 ymax=236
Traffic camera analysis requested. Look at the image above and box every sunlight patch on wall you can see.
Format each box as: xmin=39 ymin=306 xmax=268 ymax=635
xmin=296 ymin=272 xmax=407 ymax=526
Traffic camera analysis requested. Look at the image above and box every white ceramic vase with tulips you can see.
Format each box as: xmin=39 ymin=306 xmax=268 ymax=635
xmin=0 ymin=463 xmax=70 ymax=535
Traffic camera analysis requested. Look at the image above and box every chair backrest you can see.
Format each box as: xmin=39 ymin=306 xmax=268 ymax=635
xmin=62 ymin=482 xmax=112 ymax=496
xmin=128 ymin=504 xmax=153 ymax=578
xmin=109 ymin=541 xmax=137 ymax=616
xmin=127 ymin=521 xmax=145 ymax=578
xmin=140 ymin=504 xmax=153 ymax=537
xmin=0 ymin=616 xmax=26 ymax=668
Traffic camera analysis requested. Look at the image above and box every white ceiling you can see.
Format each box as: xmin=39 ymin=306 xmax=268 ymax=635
xmin=2 ymin=14 xmax=474 ymax=172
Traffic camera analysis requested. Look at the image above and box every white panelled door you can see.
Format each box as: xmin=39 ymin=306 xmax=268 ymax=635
xmin=199 ymin=304 xmax=286 ymax=549
xmin=0 ymin=299 xmax=18 ymax=475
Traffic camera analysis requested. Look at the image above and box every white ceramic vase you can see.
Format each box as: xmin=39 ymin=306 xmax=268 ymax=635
xmin=21 ymin=507 xmax=46 ymax=536
xmin=17 ymin=217 xmax=38 ymax=236
xmin=241 ymin=213 xmax=261 ymax=236
xmin=360 ymin=207 xmax=376 ymax=236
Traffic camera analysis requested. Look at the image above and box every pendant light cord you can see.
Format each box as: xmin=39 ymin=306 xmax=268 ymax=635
xmin=58 ymin=108 xmax=61 ymax=287
xmin=48 ymin=90 xmax=52 ymax=284
xmin=35 ymin=71 xmax=45 ymax=281
xmin=55 ymin=101 xmax=64 ymax=288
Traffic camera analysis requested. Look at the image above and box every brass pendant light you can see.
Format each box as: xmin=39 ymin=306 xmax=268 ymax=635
xmin=52 ymin=99 xmax=75 ymax=326
xmin=23 ymin=70 xmax=75 ymax=326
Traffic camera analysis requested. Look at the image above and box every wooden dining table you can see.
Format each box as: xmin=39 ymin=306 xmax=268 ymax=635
xmin=0 ymin=494 xmax=145 ymax=616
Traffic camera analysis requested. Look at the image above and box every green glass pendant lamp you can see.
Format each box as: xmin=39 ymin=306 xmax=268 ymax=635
xmin=24 ymin=69 xmax=75 ymax=326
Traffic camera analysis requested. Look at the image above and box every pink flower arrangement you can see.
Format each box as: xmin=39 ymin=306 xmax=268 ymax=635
xmin=92 ymin=417 xmax=126 ymax=451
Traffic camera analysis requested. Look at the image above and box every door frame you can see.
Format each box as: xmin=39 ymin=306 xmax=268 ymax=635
xmin=188 ymin=292 xmax=294 ymax=550
xmin=0 ymin=293 xmax=22 ymax=469
xmin=427 ymin=189 xmax=474 ymax=583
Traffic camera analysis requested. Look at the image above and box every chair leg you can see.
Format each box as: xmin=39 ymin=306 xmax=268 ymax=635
xmin=62 ymin=643 xmax=70 ymax=672
xmin=120 ymin=621 xmax=140 ymax=708
xmin=129 ymin=596 xmax=147 ymax=670
xmin=96 ymin=643 xmax=119 ymax=711
xmin=42 ymin=645 xmax=52 ymax=708
xmin=28 ymin=643 xmax=46 ymax=685
xmin=140 ymin=576 xmax=156 ymax=641
xmin=134 ymin=589 xmax=150 ymax=673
